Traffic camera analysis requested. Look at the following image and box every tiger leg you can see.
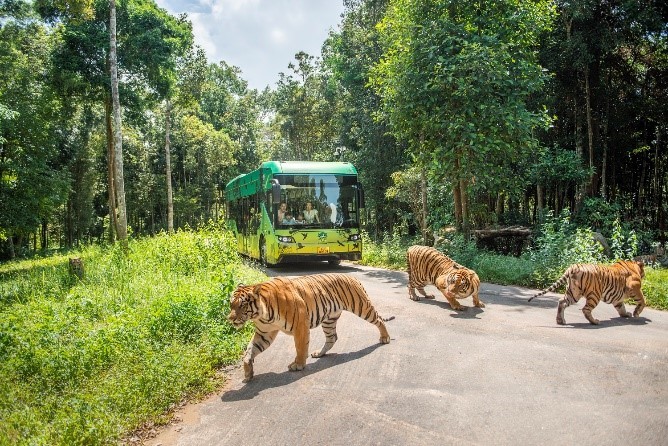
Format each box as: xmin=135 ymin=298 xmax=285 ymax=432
xmin=243 ymin=328 xmax=279 ymax=382
xmin=614 ymin=301 xmax=632 ymax=318
xmin=289 ymin=322 xmax=310 ymax=372
xmin=408 ymin=283 xmax=431 ymax=301
xmin=357 ymin=303 xmax=391 ymax=344
xmin=581 ymin=295 xmax=601 ymax=325
xmin=441 ymin=291 xmax=465 ymax=311
xmin=472 ymin=292 xmax=486 ymax=308
xmin=556 ymin=295 xmax=573 ymax=325
xmin=418 ymin=287 xmax=435 ymax=299
xmin=312 ymin=311 xmax=342 ymax=358
xmin=632 ymin=288 xmax=646 ymax=318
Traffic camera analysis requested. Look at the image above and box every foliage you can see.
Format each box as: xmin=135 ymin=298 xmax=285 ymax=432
xmin=359 ymin=229 xmax=418 ymax=269
xmin=371 ymin=0 xmax=555 ymax=229
xmin=0 ymin=226 xmax=265 ymax=445
xmin=527 ymin=210 xmax=606 ymax=286
xmin=643 ymin=267 xmax=668 ymax=311
xmin=322 ymin=0 xmax=408 ymax=232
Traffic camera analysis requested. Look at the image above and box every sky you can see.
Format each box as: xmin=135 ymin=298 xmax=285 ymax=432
xmin=155 ymin=0 xmax=346 ymax=91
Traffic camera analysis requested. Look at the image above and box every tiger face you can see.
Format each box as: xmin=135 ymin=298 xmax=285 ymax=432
xmin=227 ymin=284 xmax=260 ymax=328
xmin=435 ymin=270 xmax=476 ymax=299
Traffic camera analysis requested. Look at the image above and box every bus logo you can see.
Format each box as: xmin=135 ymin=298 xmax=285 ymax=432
xmin=318 ymin=231 xmax=327 ymax=241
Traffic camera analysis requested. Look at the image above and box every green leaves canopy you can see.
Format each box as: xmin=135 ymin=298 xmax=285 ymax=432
xmin=371 ymin=0 xmax=555 ymax=194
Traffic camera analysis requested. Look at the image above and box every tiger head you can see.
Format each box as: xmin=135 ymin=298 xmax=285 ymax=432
xmin=436 ymin=270 xmax=474 ymax=299
xmin=227 ymin=284 xmax=262 ymax=328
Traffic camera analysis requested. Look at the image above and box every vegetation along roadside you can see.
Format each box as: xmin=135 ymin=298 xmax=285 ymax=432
xmin=0 ymin=226 xmax=265 ymax=446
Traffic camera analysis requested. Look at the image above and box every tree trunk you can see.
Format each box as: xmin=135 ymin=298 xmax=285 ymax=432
xmin=110 ymin=0 xmax=128 ymax=248
xmin=585 ymin=66 xmax=595 ymax=197
xmin=574 ymin=94 xmax=585 ymax=213
xmin=420 ymin=167 xmax=428 ymax=245
xmin=453 ymin=155 xmax=463 ymax=229
xmin=105 ymin=97 xmax=117 ymax=243
xmin=536 ymin=184 xmax=544 ymax=223
xmin=460 ymin=178 xmax=469 ymax=236
xmin=165 ymin=100 xmax=174 ymax=232
xmin=8 ymin=235 xmax=15 ymax=259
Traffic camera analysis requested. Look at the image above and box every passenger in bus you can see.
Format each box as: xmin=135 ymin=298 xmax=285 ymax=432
xmin=278 ymin=202 xmax=288 ymax=222
xmin=282 ymin=212 xmax=296 ymax=225
xmin=295 ymin=213 xmax=305 ymax=224
xmin=303 ymin=201 xmax=319 ymax=223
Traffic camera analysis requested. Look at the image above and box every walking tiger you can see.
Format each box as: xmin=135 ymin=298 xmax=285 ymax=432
xmin=528 ymin=260 xmax=646 ymax=325
xmin=227 ymin=273 xmax=393 ymax=382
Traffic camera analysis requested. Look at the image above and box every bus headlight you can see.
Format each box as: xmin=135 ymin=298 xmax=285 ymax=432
xmin=278 ymin=236 xmax=295 ymax=243
xmin=348 ymin=234 xmax=361 ymax=242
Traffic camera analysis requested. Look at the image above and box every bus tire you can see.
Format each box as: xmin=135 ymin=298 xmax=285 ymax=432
xmin=328 ymin=258 xmax=341 ymax=266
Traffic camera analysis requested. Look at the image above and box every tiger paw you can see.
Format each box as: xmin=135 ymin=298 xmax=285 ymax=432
xmin=556 ymin=316 xmax=566 ymax=325
xmin=409 ymin=295 xmax=422 ymax=301
xmin=243 ymin=362 xmax=254 ymax=382
xmin=311 ymin=350 xmax=325 ymax=358
xmin=475 ymin=302 xmax=486 ymax=308
xmin=379 ymin=336 xmax=390 ymax=344
xmin=425 ymin=294 xmax=435 ymax=299
xmin=620 ymin=312 xmax=632 ymax=318
xmin=288 ymin=361 xmax=305 ymax=371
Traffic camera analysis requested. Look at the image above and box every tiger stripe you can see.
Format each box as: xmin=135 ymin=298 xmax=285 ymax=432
xmin=227 ymin=273 xmax=393 ymax=382
xmin=527 ymin=260 xmax=646 ymax=325
xmin=406 ymin=245 xmax=485 ymax=311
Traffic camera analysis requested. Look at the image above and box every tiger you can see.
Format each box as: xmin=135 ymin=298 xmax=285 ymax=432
xmin=226 ymin=273 xmax=394 ymax=382
xmin=406 ymin=245 xmax=485 ymax=311
xmin=527 ymin=260 xmax=646 ymax=325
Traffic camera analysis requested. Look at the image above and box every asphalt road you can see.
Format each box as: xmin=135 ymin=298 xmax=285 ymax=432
xmin=147 ymin=262 xmax=668 ymax=446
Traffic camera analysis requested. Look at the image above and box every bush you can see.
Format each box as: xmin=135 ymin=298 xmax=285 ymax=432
xmin=0 ymin=225 xmax=265 ymax=446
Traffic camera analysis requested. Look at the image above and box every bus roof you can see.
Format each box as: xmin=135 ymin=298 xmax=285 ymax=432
xmin=259 ymin=161 xmax=358 ymax=175
xmin=225 ymin=161 xmax=358 ymax=201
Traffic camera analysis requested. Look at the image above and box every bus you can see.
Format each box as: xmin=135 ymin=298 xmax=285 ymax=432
xmin=224 ymin=161 xmax=365 ymax=266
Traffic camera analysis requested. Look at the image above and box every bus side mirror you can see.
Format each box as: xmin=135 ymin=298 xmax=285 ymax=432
xmin=271 ymin=179 xmax=281 ymax=203
xmin=357 ymin=183 xmax=365 ymax=209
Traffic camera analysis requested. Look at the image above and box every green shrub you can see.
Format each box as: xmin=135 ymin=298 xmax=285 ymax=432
xmin=0 ymin=226 xmax=265 ymax=446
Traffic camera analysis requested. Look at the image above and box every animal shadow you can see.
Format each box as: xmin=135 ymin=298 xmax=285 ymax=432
xmin=220 ymin=342 xmax=386 ymax=402
xmin=416 ymin=296 xmax=485 ymax=319
xmin=559 ymin=316 xmax=651 ymax=329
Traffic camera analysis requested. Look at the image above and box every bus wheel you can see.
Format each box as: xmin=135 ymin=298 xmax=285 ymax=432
xmin=328 ymin=258 xmax=341 ymax=267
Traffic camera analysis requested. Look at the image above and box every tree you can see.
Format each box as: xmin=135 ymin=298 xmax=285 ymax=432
xmin=322 ymin=0 xmax=409 ymax=234
xmin=271 ymin=51 xmax=338 ymax=161
xmin=41 ymin=0 xmax=193 ymax=240
xmin=0 ymin=16 xmax=69 ymax=257
xmin=109 ymin=0 xmax=127 ymax=245
xmin=371 ymin=0 xmax=555 ymax=233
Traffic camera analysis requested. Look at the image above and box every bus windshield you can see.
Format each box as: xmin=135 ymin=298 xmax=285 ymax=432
xmin=274 ymin=174 xmax=360 ymax=229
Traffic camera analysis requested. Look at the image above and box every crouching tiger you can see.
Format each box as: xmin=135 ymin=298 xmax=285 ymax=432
xmin=226 ymin=273 xmax=394 ymax=382
xmin=406 ymin=245 xmax=485 ymax=311
xmin=528 ymin=260 xmax=646 ymax=325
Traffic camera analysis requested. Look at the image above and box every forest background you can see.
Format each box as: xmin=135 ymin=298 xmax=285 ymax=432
xmin=1 ymin=0 xmax=667 ymax=258
xmin=2 ymin=1 xmax=668 ymax=444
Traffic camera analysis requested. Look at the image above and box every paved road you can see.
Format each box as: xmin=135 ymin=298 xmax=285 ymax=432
xmin=148 ymin=262 xmax=668 ymax=446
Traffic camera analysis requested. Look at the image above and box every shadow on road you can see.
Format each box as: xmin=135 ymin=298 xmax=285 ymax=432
xmin=220 ymin=343 xmax=386 ymax=402
xmin=261 ymin=262 xmax=363 ymax=278
xmin=539 ymin=316 xmax=652 ymax=329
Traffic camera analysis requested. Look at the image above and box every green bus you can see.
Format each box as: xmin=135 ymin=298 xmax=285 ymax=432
xmin=224 ymin=161 xmax=365 ymax=266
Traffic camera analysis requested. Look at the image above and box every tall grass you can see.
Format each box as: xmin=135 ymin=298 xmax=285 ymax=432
xmin=0 ymin=225 xmax=265 ymax=445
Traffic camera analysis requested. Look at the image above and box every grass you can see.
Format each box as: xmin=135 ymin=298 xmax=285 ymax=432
xmin=0 ymin=225 xmax=265 ymax=446
xmin=360 ymin=233 xmax=668 ymax=310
